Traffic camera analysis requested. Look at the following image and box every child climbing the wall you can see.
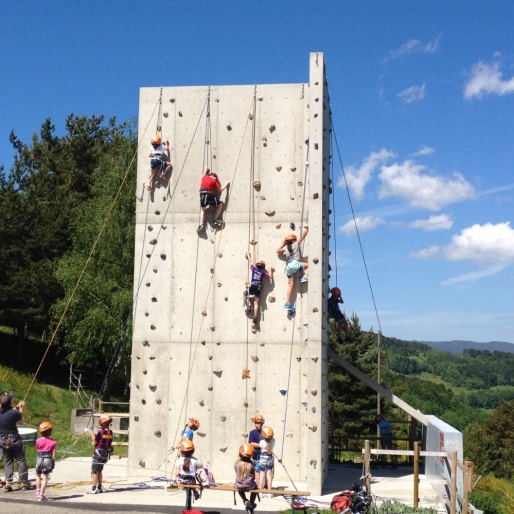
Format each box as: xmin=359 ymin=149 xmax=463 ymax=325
xmin=172 ymin=439 xmax=203 ymax=499
xmin=328 ymin=287 xmax=350 ymax=343
xmin=257 ymin=426 xmax=275 ymax=495
xmin=235 ymin=443 xmax=258 ymax=514
xmin=197 ymin=167 xmax=230 ymax=232
xmin=244 ymin=252 xmax=273 ymax=333
xmin=88 ymin=415 xmax=113 ymax=494
xmin=35 ymin=421 xmax=57 ymax=501
xmin=276 ymin=225 xmax=309 ymax=313
xmin=147 ymin=135 xmax=173 ymax=191
xmin=175 ymin=417 xmax=200 ymax=448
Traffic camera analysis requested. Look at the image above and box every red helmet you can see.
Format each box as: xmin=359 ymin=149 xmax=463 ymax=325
xmin=239 ymin=443 xmax=253 ymax=459
xmin=188 ymin=417 xmax=200 ymax=430
xmin=179 ymin=438 xmax=195 ymax=453
xmin=261 ymin=426 xmax=274 ymax=439
xmin=331 ymin=287 xmax=341 ymax=297
xmin=39 ymin=421 xmax=52 ymax=433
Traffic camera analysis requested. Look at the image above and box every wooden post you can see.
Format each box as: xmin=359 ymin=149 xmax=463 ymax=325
xmin=364 ymin=440 xmax=371 ymax=492
xmin=450 ymin=451 xmax=457 ymax=514
xmin=463 ymin=461 xmax=473 ymax=514
xmin=99 ymin=400 xmax=104 ymax=413
xmin=413 ymin=441 xmax=420 ymax=508
xmin=408 ymin=415 xmax=414 ymax=465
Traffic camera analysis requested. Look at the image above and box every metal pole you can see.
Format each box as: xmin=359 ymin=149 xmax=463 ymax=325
xmin=376 ymin=331 xmax=381 ymax=445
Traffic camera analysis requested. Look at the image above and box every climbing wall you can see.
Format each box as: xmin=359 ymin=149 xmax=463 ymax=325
xmin=129 ymin=53 xmax=331 ymax=494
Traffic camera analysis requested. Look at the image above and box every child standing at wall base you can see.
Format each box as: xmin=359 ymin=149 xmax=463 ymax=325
xmin=35 ymin=421 xmax=57 ymax=501
xmin=257 ymin=426 xmax=275 ymax=495
xmin=235 ymin=443 xmax=258 ymax=513
xmin=88 ymin=415 xmax=113 ymax=494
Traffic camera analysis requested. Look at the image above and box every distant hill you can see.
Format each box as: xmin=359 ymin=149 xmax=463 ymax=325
xmin=421 ymin=340 xmax=514 ymax=355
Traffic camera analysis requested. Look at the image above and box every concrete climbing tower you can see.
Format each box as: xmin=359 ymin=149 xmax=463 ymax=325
xmin=129 ymin=53 xmax=331 ymax=494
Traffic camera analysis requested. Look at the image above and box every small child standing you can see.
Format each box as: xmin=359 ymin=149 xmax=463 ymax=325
xmin=327 ymin=287 xmax=350 ymax=343
xmin=35 ymin=421 xmax=57 ymax=501
xmin=244 ymin=252 xmax=273 ymax=333
xmin=173 ymin=439 xmax=203 ymax=499
xmin=235 ymin=443 xmax=258 ymax=513
xmin=88 ymin=415 xmax=113 ymax=494
xmin=257 ymin=426 xmax=275 ymax=494
xmin=175 ymin=417 xmax=200 ymax=448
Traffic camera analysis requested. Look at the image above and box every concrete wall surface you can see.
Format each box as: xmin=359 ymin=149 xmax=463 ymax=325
xmin=129 ymin=53 xmax=331 ymax=494
xmin=426 ymin=415 xmax=464 ymax=501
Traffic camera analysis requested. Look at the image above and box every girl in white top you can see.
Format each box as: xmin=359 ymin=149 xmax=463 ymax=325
xmin=173 ymin=438 xmax=203 ymax=485
xmin=257 ymin=426 xmax=275 ymax=492
xmin=147 ymin=135 xmax=173 ymax=191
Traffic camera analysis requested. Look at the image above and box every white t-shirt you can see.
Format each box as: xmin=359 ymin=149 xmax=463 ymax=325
xmin=284 ymin=242 xmax=301 ymax=261
xmin=176 ymin=455 xmax=203 ymax=478
xmin=149 ymin=143 xmax=168 ymax=160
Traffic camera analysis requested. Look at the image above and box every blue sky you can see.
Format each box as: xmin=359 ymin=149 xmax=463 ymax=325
xmin=1 ymin=1 xmax=513 ymax=345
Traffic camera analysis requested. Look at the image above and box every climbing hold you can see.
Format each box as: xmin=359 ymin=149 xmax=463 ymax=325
xmin=151 ymin=297 xmax=157 ymax=302
xmin=227 ymin=124 xmax=232 ymax=131
xmin=149 ymin=355 xmax=156 ymax=360
xmin=207 ymin=386 xmax=213 ymax=391
xmin=210 ymin=326 xmax=215 ymax=331
xmin=253 ymin=180 xmax=261 ymax=190
xmin=143 ymin=370 xmax=147 ymax=375
xmin=286 ymin=432 xmax=293 ymax=438
xmin=224 ymin=297 xmax=228 ymax=301
xmin=311 ymin=357 xmax=318 ymax=363
xmin=201 ymin=340 xmax=206 ymax=345
xmin=154 ymin=431 xmax=162 ymax=437
xmin=250 ymin=239 xmax=257 ymax=245
xmin=208 ymin=355 xmax=213 ymax=360
xmin=243 ymin=400 xmax=248 ymax=407
xmin=197 ymin=431 xmax=206 ymax=437
xmin=139 ymin=460 xmax=145 ymax=468
xmin=260 ymin=195 xmax=266 ymax=200
xmin=143 ymin=341 xmax=150 ymax=347
xmin=142 ymin=399 xmax=146 ymax=405
xmin=251 ymin=385 xmax=256 ymax=391
xmin=241 ymin=431 xmax=248 ymax=437
xmin=269 ymin=296 xmax=275 ymax=302
xmin=290 ymin=222 xmax=295 ymax=230
xmin=260 ymin=342 xmax=265 ymax=347
xmin=145 ymin=282 xmax=150 ymax=287
xmin=170 ymin=98 xmax=175 ymax=103
xmin=251 ymin=354 xmax=259 ymax=362
xmin=219 ymin=447 xmax=228 ymax=452
xmin=134 ymin=416 xmax=139 ymax=422
xmin=276 ymin=166 xmax=282 ymax=171
xmin=218 ymin=253 xmax=223 ymax=258
xmin=305 ymin=139 xmax=309 ymax=145
xmin=265 ymin=210 xmax=275 ymax=216
xmin=275 ymin=224 xmax=281 ymax=229
xmin=199 ymin=400 xmax=204 ymax=406
xmin=290 ymin=167 xmax=296 ymax=172
xmin=262 ymin=137 xmax=267 ymax=146
xmin=301 ymin=401 xmax=308 ymax=406
xmin=308 ymin=424 xmax=318 ymax=432
xmin=311 ymin=389 xmax=318 ymax=396
xmin=248 ymin=113 xmax=253 ymax=120
xmin=210 ymin=268 xmax=215 ymax=274
xmin=163 ymin=112 xmax=168 ymax=118
xmin=312 ymin=307 xmax=319 ymax=313
xmin=202 ymin=310 xmax=207 ymax=317
xmin=242 ymin=369 xmax=250 ymax=379
xmin=156 ymin=399 xmax=162 ymax=405
xmin=269 ymin=124 xmax=276 ymax=133
xmin=220 ymin=416 xmax=226 ymax=422
xmin=279 ymin=389 xmax=287 ymax=396
xmin=296 ymin=356 xmax=301 ymax=362
xmin=313 ymin=257 xmax=319 ymax=264
xmin=298 ymin=181 xmax=303 ymax=186
xmin=149 ymin=239 xmax=157 ymax=245
xmin=145 ymin=312 xmax=149 ymax=317
xmin=148 ymin=226 xmax=154 ymax=232
xmin=258 ymin=97 xmax=263 ymax=101
xmin=160 ymin=253 xmax=166 ymax=260
xmin=152 ymin=268 xmax=157 ymax=273
xmin=150 ymin=325 xmax=156 ymax=330
xmin=313 ymin=193 xmax=319 ymax=199
xmin=179 ymin=111 xmax=183 ymax=117
xmin=213 ymin=369 xmax=222 ymax=377
xmin=155 ymin=210 xmax=161 ymax=215
xmin=314 ymin=143 xmax=319 ymax=150
xmin=312 ymin=407 xmax=316 ymax=413
xmin=217 ymin=282 xmax=222 ymax=287
xmin=149 ymin=384 xmax=157 ymax=392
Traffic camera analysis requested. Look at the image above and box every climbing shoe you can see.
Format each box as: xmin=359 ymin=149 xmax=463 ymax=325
xmin=284 ymin=302 xmax=294 ymax=310
xmin=213 ymin=219 xmax=223 ymax=228
xmin=4 ymin=485 xmax=13 ymax=492
xmin=300 ymin=275 xmax=308 ymax=283
xmin=197 ymin=225 xmax=205 ymax=233
xmin=22 ymin=483 xmax=36 ymax=491
xmin=87 ymin=488 xmax=99 ymax=494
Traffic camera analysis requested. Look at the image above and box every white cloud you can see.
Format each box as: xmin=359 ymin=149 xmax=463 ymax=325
xmin=383 ymin=35 xmax=441 ymax=63
xmin=441 ymin=265 xmax=507 ymax=285
xmin=339 ymin=216 xmax=385 ymax=235
xmin=413 ymin=145 xmax=435 ymax=156
xmin=464 ymin=58 xmax=514 ymax=99
xmin=412 ymin=222 xmax=514 ymax=265
xmin=408 ymin=214 xmax=454 ymax=231
xmin=398 ymin=83 xmax=426 ymax=103
xmin=341 ymin=149 xmax=395 ymax=200
xmin=378 ymin=160 xmax=476 ymax=210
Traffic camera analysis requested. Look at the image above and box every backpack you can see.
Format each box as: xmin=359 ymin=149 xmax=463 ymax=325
xmin=330 ymin=490 xmax=353 ymax=512
xmin=196 ymin=466 xmax=216 ymax=487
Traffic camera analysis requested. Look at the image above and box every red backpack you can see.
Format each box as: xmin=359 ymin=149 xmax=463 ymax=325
xmin=330 ymin=489 xmax=353 ymax=512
